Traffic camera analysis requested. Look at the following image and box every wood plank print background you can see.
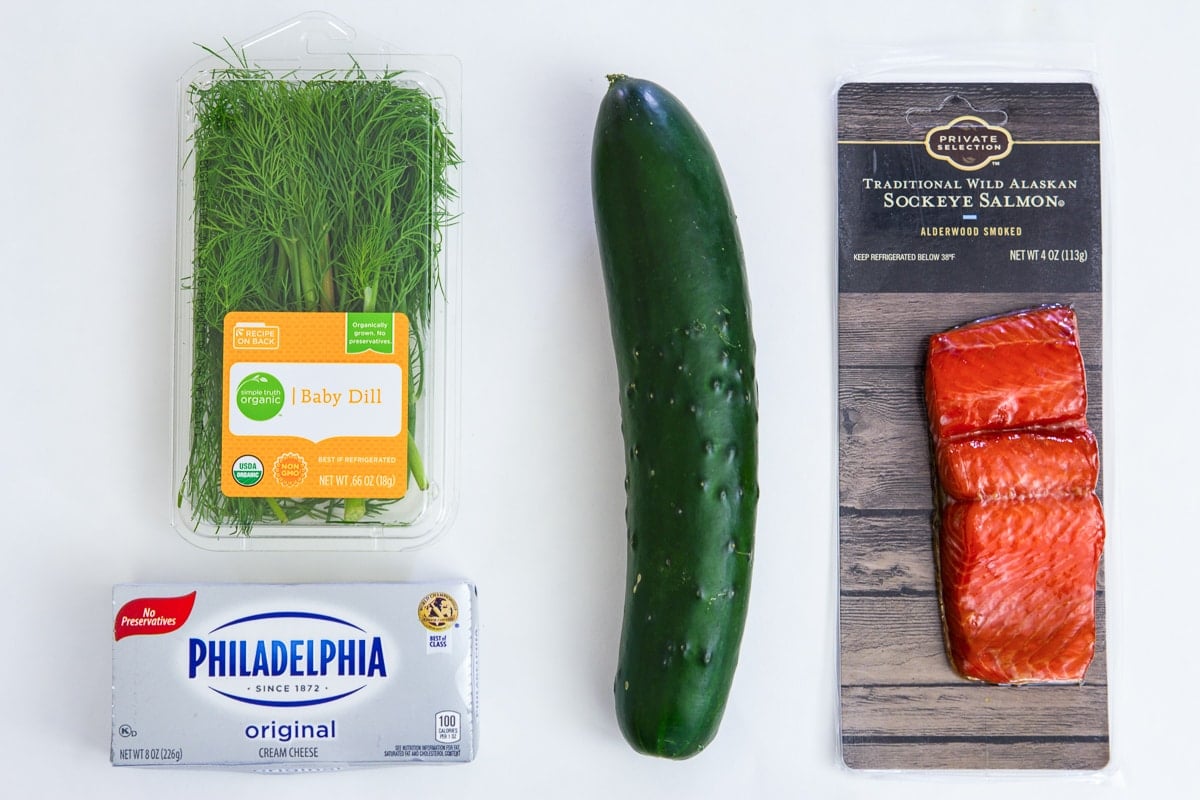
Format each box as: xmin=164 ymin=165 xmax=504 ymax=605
xmin=837 ymin=291 xmax=1108 ymax=770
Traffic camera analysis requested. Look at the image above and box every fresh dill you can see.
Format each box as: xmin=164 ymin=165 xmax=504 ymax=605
xmin=181 ymin=48 xmax=458 ymax=535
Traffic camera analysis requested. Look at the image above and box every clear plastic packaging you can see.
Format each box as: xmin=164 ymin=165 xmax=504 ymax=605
xmin=833 ymin=46 xmax=1117 ymax=779
xmin=171 ymin=13 xmax=461 ymax=551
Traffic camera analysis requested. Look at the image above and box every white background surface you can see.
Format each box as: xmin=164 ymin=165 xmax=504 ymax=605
xmin=1 ymin=0 xmax=1196 ymax=796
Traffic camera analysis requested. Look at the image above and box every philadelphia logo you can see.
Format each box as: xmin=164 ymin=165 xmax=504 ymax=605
xmin=187 ymin=611 xmax=388 ymax=708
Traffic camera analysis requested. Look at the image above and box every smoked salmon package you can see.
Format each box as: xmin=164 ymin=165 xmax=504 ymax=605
xmin=835 ymin=76 xmax=1111 ymax=772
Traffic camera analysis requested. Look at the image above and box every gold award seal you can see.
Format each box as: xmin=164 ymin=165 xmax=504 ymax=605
xmin=417 ymin=592 xmax=459 ymax=632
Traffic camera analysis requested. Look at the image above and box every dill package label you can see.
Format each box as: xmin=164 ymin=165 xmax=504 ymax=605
xmin=221 ymin=312 xmax=410 ymax=499
xmin=111 ymin=582 xmax=479 ymax=769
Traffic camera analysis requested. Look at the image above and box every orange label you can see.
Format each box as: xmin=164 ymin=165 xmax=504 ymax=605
xmin=221 ymin=312 xmax=409 ymax=498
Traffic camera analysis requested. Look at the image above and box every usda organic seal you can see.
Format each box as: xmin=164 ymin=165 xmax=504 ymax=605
xmin=231 ymin=455 xmax=264 ymax=487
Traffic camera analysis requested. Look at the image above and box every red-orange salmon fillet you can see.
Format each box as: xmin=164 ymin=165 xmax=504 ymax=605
xmin=926 ymin=305 xmax=1087 ymax=442
xmin=925 ymin=305 xmax=1105 ymax=685
xmin=938 ymin=495 xmax=1105 ymax=684
xmin=936 ymin=428 xmax=1098 ymax=503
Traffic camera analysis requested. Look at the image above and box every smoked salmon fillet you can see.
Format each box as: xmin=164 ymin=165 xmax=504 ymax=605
xmin=926 ymin=305 xmax=1087 ymax=442
xmin=938 ymin=495 xmax=1105 ymax=684
xmin=936 ymin=429 xmax=1098 ymax=503
xmin=925 ymin=305 xmax=1105 ymax=685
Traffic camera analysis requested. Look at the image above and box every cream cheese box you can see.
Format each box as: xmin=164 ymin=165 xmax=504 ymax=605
xmin=111 ymin=582 xmax=478 ymax=770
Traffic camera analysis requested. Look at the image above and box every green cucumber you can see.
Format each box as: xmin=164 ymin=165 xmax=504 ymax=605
xmin=591 ymin=74 xmax=758 ymax=759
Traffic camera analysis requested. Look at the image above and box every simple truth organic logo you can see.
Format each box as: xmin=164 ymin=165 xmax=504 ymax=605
xmin=235 ymin=371 xmax=285 ymax=421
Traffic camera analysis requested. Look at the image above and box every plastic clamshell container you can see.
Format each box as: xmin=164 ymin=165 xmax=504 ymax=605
xmin=171 ymin=13 xmax=461 ymax=550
